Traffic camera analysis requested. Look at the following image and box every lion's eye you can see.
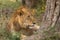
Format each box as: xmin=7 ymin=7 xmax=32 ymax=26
xmin=28 ymin=15 xmax=30 ymax=17
xmin=19 ymin=12 xmax=23 ymax=16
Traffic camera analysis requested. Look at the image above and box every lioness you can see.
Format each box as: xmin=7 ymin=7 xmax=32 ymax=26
xmin=7 ymin=6 xmax=40 ymax=40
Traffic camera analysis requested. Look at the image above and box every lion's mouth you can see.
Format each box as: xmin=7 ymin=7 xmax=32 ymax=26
xmin=23 ymin=23 xmax=40 ymax=31
xmin=26 ymin=24 xmax=40 ymax=31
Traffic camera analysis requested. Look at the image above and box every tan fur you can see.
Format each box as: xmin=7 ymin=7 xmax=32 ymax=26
xmin=7 ymin=6 xmax=40 ymax=40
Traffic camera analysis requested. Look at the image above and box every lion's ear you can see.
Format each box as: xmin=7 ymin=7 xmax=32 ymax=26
xmin=19 ymin=12 xmax=23 ymax=16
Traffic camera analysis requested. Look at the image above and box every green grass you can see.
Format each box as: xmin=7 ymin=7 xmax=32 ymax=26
xmin=0 ymin=0 xmax=21 ymax=40
xmin=0 ymin=0 xmax=21 ymax=9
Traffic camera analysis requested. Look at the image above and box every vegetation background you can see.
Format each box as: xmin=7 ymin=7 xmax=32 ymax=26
xmin=0 ymin=0 xmax=60 ymax=40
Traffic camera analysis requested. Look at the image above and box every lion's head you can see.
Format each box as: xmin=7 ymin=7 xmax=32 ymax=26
xmin=14 ymin=7 xmax=39 ymax=31
xmin=7 ymin=6 xmax=40 ymax=36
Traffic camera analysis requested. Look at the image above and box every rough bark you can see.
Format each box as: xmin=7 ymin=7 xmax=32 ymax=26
xmin=40 ymin=0 xmax=60 ymax=31
xmin=21 ymin=0 xmax=37 ymax=8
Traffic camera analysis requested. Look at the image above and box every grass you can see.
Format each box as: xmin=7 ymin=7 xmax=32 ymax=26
xmin=0 ymin=0 xmax=20 ymax=9
xmin=0 ymin=0 xmax=21 ymax=40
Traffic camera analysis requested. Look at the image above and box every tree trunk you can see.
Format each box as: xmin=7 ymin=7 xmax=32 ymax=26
xmin=21 ymin=0 xmax=37 ymax=8
xmin=24 ymin=0 xmax=60 ymax=40
xmin=41 ymin=0 xmax=60 ymax=29
xmin=39 ymin=0 xmax=60 ymax=39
